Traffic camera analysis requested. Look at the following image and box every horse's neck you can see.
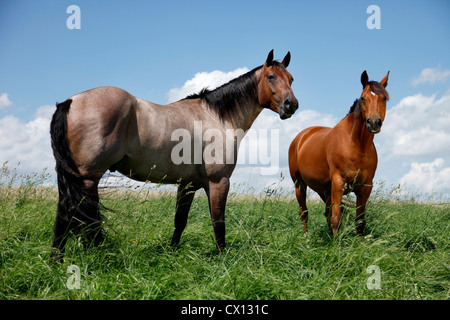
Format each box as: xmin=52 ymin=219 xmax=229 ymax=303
xmin=227 ymin=69 xmax=264 ymax=132
xmin=347 ymin=111 xmax=374 ymax=151
xmin=229 ymin=100 xmax=263 ymax=132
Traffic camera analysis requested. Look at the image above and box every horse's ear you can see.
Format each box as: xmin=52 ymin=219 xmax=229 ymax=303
xmin=361 ymin=70 xmax=369 ymax=88
xmin=380 ymin=71 xmax=389 ymax=88
xmin=282 ymin=51 xmax=291 ymax=68
xmin=265 ymin=49 xmax=274 ymax=67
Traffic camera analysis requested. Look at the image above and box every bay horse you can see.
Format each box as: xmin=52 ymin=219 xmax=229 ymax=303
xmin=50 ymin=50 xmax=298 ymax=261
xmin=289 ymin=70 xmax=389 ymax=236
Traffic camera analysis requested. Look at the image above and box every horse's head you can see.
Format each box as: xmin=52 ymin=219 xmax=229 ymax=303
xmin=258 ymin=50 xmax=299 ymax=119
xmin=360 ymin=70 xmax=390 ymax=134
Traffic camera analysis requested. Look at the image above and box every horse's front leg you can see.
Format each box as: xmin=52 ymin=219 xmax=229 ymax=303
xmin=206 ymin=177 xmax=230 ymax=251
xmin=355 ymin=184 xmax=373 ymax=235
xmin=330 ymin=175 xmax=345 ymax=235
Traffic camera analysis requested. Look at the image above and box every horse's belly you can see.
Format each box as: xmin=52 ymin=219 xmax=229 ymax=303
xmin=301 ymin=172 xmax=331 ymax=195
xmin=294 ymin=129 xmax=331 ymax=194
xmin=116 ymin=152 xmax=203 ymax=185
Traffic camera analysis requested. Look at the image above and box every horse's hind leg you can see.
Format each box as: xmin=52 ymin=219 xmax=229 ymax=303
xmin=51 ymin=205 xmax=72 ymax=262
xmin=170 ymin=184 xmax=196 ymax=247
xmin=294 ymin=176 xmax=308 ymax=232
xmin=78 ymin=178 xmax=104 ymax=248
xmin=50 ymin=175 xmax=104 ymax=263
xmin=320 ymin=193 xmax=332 ymax=226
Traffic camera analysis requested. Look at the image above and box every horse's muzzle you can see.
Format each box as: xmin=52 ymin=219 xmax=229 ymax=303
xmin=366 ymin=116 xmax=382 ymax=134
xmin=279 ymin=98 xmax=299 ymax=119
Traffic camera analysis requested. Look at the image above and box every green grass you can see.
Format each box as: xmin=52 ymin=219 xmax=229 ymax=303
xmin=0 ymin=171 xmax=449 ymax=300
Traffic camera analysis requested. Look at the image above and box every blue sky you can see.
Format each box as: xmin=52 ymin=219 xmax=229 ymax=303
xmin=1 ymin=1 xmax=449 ymax=199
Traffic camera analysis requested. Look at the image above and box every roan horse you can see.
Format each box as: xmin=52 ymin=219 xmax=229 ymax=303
xmin=289 ymin=70 xmax=389 ymax=236
xmin=50 ymin=50 xmax=298 ymax=261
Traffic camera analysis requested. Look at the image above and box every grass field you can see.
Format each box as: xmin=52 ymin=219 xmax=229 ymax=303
xmin=0 ymin=167 xmax=449 ymax=300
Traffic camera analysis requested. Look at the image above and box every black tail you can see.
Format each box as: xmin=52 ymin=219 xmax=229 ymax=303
xmin=50 ymin=100 xmax=103 ymax=260
xmin=50 ymin=99 xmax=88 ymax=223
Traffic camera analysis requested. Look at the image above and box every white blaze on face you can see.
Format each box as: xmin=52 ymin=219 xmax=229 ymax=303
xmin=371 ymin=91 xmax=376 ymax=96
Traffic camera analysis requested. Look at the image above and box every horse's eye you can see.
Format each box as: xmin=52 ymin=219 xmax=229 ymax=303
xmin=360 ymin=96 xmax=365 ymax=101
xmin=267 ymin=74 xmax=276 ymax=81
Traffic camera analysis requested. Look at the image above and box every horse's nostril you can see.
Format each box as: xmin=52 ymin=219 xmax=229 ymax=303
xmin=376 ymin=118 xmax=382 ymax=127
xmin=284 ymin=98 xmax=298 ymax=113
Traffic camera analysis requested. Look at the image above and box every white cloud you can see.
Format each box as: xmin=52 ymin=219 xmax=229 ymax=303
xmin=167 ymin=67 xmax=249 ymax=103
xmin=377 ymin=91 xmax=450 ymax=199
xmin=380 ymin=92 xmax=450 ymax=158
xmin=400 ymin=158 xmax=450 ymax=195
xmin=0 ymin=93 xmax=13 ymax=109
xmin=0 ymin=105 xmax=55 ymax=174
xmin=412 ymin=67 xmax=450 ymax=86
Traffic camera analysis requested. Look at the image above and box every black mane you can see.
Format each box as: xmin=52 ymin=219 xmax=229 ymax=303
xmin=184 ymin=65 xmax=263 ymax=121
xmin=184 ymin=61 xmax=286 ymax=121
xmin=348 ymin=99 xmax=361 ymax=114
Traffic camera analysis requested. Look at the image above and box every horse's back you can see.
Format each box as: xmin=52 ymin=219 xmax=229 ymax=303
xmin=67 ymin=86 xmax=137 ymax=123
xmin=69 ymin=86 xmax=134 ymax=106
